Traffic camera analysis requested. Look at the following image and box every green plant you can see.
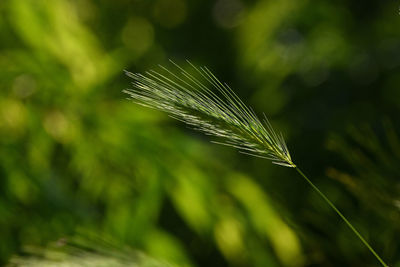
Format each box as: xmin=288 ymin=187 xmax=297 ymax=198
xmin=124 ymin=61 xmax=389 ymax=267
xmin=8 ymin=235 xmax=172 ymax=267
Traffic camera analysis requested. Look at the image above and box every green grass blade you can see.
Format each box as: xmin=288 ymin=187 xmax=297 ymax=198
xmin=295 ymin=167 xmax=389 ymax=267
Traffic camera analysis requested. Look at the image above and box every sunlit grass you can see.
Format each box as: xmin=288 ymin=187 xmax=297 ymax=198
xmin=125 ymin=61 xmax=389 ymax=267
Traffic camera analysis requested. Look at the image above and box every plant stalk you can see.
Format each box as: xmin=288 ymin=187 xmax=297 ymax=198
xmin=295 ymin=167 xmax=389 ymax=267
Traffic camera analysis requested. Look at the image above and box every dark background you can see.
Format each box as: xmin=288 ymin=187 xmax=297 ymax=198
xmin=1 ymin=0 xmax=400 ymax=266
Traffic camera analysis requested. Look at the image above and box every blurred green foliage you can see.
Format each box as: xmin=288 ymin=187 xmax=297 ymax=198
xmin=8 ymin=235 xmax=173 ymax=267
xmin=0 ymin=0 xmax=399 ymax=266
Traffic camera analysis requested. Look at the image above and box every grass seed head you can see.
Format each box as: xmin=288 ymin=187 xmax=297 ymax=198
xmin=124 ymin=60 xmax=295 ymax=167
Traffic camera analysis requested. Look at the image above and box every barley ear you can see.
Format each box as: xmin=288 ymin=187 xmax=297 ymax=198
xmin=124 ymin=61 xmax=389 ymax=267
xmin=123 ymin=60 xmax=295 ymax=168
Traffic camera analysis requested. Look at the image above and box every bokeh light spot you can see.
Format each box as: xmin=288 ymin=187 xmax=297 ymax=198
xmin=153 ymin=0 xmax=187 ymax=29
xmin=43 ymin=110 xmax=71 ymax=143
xmin=213 ymin=0 xmax=245 ymax=29
xmin=0 ymin=99 xmax=26 ymax=134
xmin=12 ymin=74 xmax=37 ymax=99
xmin=122 ymin=17 xmax=154 ymax=57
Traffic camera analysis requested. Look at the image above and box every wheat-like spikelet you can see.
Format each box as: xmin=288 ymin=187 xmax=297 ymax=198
xmin=123 ymin=61 xmax=295 ymax=167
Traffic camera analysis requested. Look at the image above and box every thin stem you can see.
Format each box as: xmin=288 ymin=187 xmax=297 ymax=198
xmin=295 ymin=167 xmax=389 ymax=267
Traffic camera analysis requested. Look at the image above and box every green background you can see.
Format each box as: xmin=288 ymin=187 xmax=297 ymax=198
xmin=1 ymin=0 xmax=400 ymax=266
